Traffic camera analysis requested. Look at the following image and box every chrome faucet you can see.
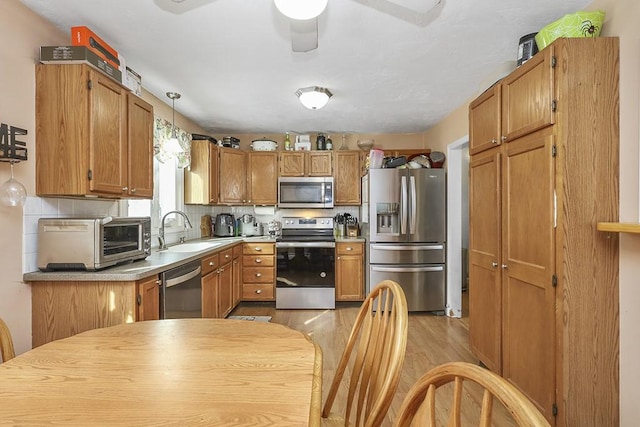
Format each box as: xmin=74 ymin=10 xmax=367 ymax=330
xmin=158 ymin=210 xmax=193 ymax=250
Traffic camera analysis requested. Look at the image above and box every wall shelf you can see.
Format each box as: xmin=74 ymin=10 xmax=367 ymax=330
xmin=597 ymin=222 xmax=640 ymax=234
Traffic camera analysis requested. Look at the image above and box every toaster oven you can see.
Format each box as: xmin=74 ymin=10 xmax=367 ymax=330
xmin=37 ymin=216 xmax=151 ymax=271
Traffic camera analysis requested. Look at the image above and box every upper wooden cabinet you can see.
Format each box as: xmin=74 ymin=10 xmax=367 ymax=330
xmin=35 ymin=64 xmax=153 ymax=198
xmin=185 ymin=140 xmax=219 ymax=205
xmin=280 ymin=151 xmax=332 ymax=176
xmin=469 ymin=84 xmax=502 ymax=155
xmin=247 ymin=151 xmax=278 ymax=205
xmin=218 ymin=147 xmax=246 ymax=204
xmin=333 ymin=151 xmax=361 ymax=205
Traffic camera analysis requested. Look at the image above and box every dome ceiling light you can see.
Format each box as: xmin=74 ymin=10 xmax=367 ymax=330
xmin=274 ymin=0 xmax=328 ymax=20
xmin=295 ymin=86 xmax=333 ymax=110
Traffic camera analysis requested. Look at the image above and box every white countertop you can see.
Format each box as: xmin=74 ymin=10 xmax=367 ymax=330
xmin=24 ymin=236 xmax=277 ymax=282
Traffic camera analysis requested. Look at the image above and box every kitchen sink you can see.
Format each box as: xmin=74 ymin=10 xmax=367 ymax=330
xmin=163 ymin=241 xmax=224 ymax=253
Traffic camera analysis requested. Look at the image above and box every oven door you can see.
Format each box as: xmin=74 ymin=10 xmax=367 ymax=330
xmin=276 ymin=241 xmax=336 ymax=309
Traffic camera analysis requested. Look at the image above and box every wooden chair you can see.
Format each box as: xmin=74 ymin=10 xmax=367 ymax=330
xmin=394 ymin=362 xmax=551 ymax=427
xmin=0 ymin=317 xmax=16 ymax=362
xmin=322 ymin=279 xmax=409 ymax=427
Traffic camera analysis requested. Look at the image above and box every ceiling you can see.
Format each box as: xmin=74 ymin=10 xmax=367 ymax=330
xmin=20 ymin=0 xmax=590 ymax=136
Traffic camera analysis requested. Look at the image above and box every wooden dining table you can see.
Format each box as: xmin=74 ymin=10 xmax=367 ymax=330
xmin=0 ymin=319 xmax=322 ymax=426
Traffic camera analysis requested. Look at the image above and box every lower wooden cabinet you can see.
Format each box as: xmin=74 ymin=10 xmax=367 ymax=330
xmin=232 ymin=244 xmax=242 ymax=306
xmin=202 ymin=246 xmax=236 ymax=318
xmin=335 ymin=242 xmax=364 ymax=301
xmin=242 ymin=242 xmax=276 ymax=301
xmin=136 ymin=275 xmax=161 ymax=321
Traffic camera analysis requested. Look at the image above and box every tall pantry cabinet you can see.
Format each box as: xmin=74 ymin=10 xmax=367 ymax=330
xmin=468 ymin=37 xmax=619 ymax=426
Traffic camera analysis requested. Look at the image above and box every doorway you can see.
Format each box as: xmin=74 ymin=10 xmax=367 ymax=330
xmin=445 ymin=136 xmax=469 ymax=318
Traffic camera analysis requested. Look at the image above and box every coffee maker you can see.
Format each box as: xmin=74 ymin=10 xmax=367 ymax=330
xmin=214 ymin=214 xmax=235 ymax=237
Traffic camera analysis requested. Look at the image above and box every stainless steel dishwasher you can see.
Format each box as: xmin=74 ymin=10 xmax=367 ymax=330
xmin=160 ymin=260 xmax=202 ymax=319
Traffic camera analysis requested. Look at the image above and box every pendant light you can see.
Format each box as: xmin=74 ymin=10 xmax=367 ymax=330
xmin=274 ymin=0 xmax=328 ymax=20
xmin=0 ymin=161 xmax=27 ymax=207
xmin=165 ymin=92 xmax=183 ymax=155
xmin=296 ymin=86 xmax=333 ymax=110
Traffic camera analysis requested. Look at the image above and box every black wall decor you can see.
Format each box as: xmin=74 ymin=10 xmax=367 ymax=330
xmin=0 ymin=123 xmax=28 ymax=161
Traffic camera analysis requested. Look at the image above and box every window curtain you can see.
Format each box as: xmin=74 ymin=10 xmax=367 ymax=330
xmin=153 ymin=116 xmax=191 ymax=168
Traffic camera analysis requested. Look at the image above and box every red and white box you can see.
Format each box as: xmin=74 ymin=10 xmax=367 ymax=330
xmin=71 ymin=26 xmax=120 ymax=70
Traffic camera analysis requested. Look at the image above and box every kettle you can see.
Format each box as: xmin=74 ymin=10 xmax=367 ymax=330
xmin=214 ymin=214 xmax=235 ymax=237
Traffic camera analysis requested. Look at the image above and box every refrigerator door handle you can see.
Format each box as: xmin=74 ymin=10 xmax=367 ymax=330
xmin=371 ymin=265 xmax=445 ymax=273
xmin=401 ymin=175 xmax=408 ymax=234
xmin=370 ymin=244 xmax=444 ymax=251
xmin=409 ymin=175 xmax=417 ymax=234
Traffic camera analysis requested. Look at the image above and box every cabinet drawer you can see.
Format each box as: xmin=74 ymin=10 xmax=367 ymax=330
xmin=242 ymin=266 xmax=275 ymax=284
xmin=336 ymin=242 xmax=364 ymax=255
xmin=243 ymin=243 xmax=275 ymax=255
xmin=201 ymin=253 xmax=220 ymax=276
xmin=242 ymin=283 xmax=274 ymax=300
xmin=243 ymin=255 xmax=275 ymax=267
xmin=219 ymin=248 xmax=233 ymax=265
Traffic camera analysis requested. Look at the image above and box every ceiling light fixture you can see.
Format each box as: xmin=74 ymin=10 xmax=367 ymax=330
xmin=165 ymin=91 xmax=183 ymax=155
xmin=274 ymin=0 xmax=328 ymax=20
xmin=296 ymin=86 xmax=333 ymax=110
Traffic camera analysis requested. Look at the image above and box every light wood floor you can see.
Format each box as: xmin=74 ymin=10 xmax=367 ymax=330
xmin=230 ymin=293 xmax=518 ymax=426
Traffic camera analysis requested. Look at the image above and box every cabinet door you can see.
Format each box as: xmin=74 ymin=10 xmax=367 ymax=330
xmin=334 ymin=151 xmax=361 ymax=205
xmin=468 ymin=148 xmax=502 ymax=373
xmin=232 ymin=256 xmax=242 ymax=307
xmin=185 ymin=140 xmax=219 ymax=205
xmin=127 ymin=95 xmax=154 ymax=198
xmin=501 ymin=46 xmax=555 ymax=142
xmin=219 ymin=148 xmax=246 ymax=204
xmin=469 ymin=84 xmax=501 ymax=155
xmin=280 ymin=152 xmax=306 ymax=177
xmin=247 ymin=152 xmax=277 ymax=205
xmin=336 ymin=242 xmax=364 ymax=301
xmin=136 ymin=276 xmax=160 ymax=321
xmin=308 ymin=152 xmax=332 ymax=176
xmin=501 ymin=129 xmax=556 ymax=420
xmin=202 ymin=271 xmax=219 ymax=318
xmin=218 ymin=261 xmax=234 ymax=317
xmin=89 ymin=71 xmax=128 ymax=196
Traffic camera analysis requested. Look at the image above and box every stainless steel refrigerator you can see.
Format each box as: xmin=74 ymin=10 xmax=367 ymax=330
xmin=361 ymin=168 xmax=446 ymax=312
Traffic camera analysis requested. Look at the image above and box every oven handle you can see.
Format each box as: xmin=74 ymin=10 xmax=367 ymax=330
xmin=371 ymin=244 xmax=444 ymax=251
xmin=276 ymin=241 xmax=336 ymax=249
xmin=165 ymin=266 xmax=202 ymax=288
xmin=371 ymin=265 xmax=444 ymax=273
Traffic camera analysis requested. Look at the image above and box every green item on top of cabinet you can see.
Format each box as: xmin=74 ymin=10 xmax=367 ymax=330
xmin=535 ymin=10 xmax=605 ymax=51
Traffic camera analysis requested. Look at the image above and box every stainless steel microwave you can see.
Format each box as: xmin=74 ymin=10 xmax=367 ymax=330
xmin=278 ymin=177 xmax=334 ymax=208
xmin=37 ymin=216 xmax=151 ymax=271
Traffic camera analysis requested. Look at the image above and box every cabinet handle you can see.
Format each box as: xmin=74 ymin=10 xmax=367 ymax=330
xmin=491 ymin=139 xmax=498 ymax=144
xmin=130 ymin=188 xmax=137 ymax=194
xmin=501 ymin=135 xmax=507 ymax=142
xmin=255 ymin=289 xmax=262 ymax=294
xmin=501 ymin=264 xmax=508 ymax=269
xmin=219 ymin=267 xmax=225 ymax=273
xmin=255 ymin=273 xmax=262 ymax=277
xmin=346 ymin=247 xmax=353 ymax=251
xmin=255 ymin=258 xmax=262 ymax=263
xmin=254 ymin=247 xmax=263 ymax=251
xmin=225 ymin=254 xmax=230 ymax=259
xmin=337 ymin=256 xmax=341 ymax=260
xmin=122 ymin=186 xmax=128 ymax=192
xmin=209 ymin=261 xmax=215 ymax=266
xmin=492 ymin=262 xmax=498 ymax=267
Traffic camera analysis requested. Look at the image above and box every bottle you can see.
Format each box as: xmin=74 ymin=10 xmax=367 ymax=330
xmin=316 ymin=133 xmax=325 ymax=150
xmin=326 ymin=135 xmax=333 ymax=150
xmin=284 ymin=132 xmax=292 ymax=151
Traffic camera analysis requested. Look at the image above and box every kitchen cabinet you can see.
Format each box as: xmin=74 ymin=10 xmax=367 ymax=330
xmin=335 ymin=242 xmax=364 ymax=301
xmin=468 ymin=37 xmax=619 ymax=426
xmin=280 ymin=151 xmax=332 ymax=177
xmin=185 ymin=140 xmax=219 ymax=205
xmin=136 ymin=275 xmax=160 ymax=321
xmin=242 ymin=243 xmax=275 ymax=301
xmin=35 ymin=63 xmax=153 ymax=198
xmin=217 ymin=247 xmax=234 ymax=317
xmin=31 ymin=278 xmax=158 ymax=347
xmin=219 ymin=147 xmax=247 ymax=204
xmin=333 ymin=151 xmax=361 ymax=205
xmin=201 ymin=251 xmax=220 ymax=318
xmin=246 ymin=151 xmax=278 ymax=205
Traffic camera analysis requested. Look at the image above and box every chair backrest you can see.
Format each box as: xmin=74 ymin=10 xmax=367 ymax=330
xmin=394 ymin=362 xmax=551 ymax=427
xmin=0 ymin=317 xmax=16 ymax=362
xmin=322 ymin=279 xmax=409 ymax=427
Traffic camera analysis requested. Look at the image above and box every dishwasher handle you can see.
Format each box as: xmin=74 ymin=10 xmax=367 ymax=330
xmin=165 ymin=266 xmax=202 ymax=288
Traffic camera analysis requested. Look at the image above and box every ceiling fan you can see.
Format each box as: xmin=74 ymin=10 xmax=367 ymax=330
xmin=155 ymin=0 xmax=444 ymax=53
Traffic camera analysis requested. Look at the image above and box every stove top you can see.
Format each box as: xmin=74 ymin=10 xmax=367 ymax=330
xmin=278 ymin=217 xmax=335 ymax=242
